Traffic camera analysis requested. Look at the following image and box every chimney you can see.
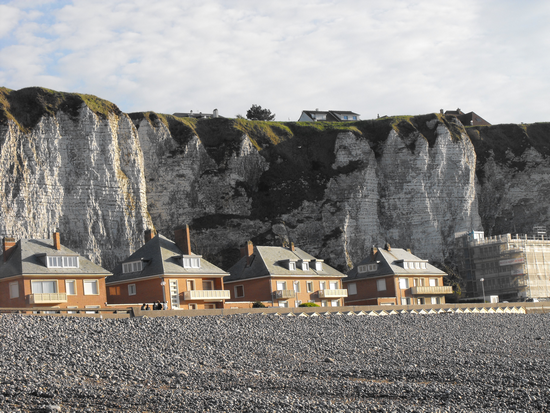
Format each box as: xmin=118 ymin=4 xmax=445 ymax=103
xmin=3 ymin=237 xmax=16 ymax=262
xmin=174 ymin=225 xmax=192 ymax=255
xmin=384 ymin=243 xmax=391 ymax=251
xmin=239 ymin=240 xmax=254 ymax=266
xmin=290 ymin=242 xmax=295 ymax=252
xmin=144 ymin=229 xmax=155 ymax=244
xmin=440 ymin=109 xmax=444 ymax=114
xmin=407 ymin=248 xmax=412 ymax=253
xmin=53 ymin=232 xmax=61 ymax=250
xmin=213 ymin=108 xmax=219 ymax=118
xmin=371 ymin=245 xmax=378 ymax=259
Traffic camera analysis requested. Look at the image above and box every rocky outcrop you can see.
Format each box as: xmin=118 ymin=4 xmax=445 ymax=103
xmin=1 ymin=87 xmax=548 ymax=272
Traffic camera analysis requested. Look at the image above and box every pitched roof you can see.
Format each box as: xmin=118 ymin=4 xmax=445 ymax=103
xmin=345 ymin=247 xmax=446 ymax=281
xmin=0 ymin=239 xmax=111 ymax=279
xmin=106 ymin=234 xmax=228 ymax=284
xmin=225 ymin=245 xmax=345 ymax=282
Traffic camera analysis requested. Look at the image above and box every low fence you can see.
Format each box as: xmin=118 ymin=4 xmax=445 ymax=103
xmin=0 ymin=302 xmax=548 ymax=318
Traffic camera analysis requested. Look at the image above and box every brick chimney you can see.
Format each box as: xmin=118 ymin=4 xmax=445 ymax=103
xmin=384 ymin=243 xmax=391 ymax=251
xmin=174 ymin=226 xmax=192 ymax=255
xmin=53 ymin=232 xmax=61 ymax=250
xmin=240 ymin=240 xmax=254 ymax=266
xmin=290 ymin=242 xmax=295 ymax=252
xmin=371 ymin=246 xmax=378 ymax=259
xmin=144 ymin=229 xmax=155 ymax=244
xmin=3 ymin=237 xmax=16 ymax=262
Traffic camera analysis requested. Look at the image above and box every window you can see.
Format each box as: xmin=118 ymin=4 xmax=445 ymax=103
xmin=415 ymin=262 xmax=420 ymax=269
xmin=278 ymin=301 xmax=289 ymax=308
xmin=358 ymin=265 xmax=368 ymax=273
xmin=294 ymin=281 xmax=301 ymax=293
xmin=47 ymin=256 xmax=79 ymax=268
xmin=417 ymin=298 xmax=425 ymax=305
xmin=234 ymin=285 xmax=244 ymax=298
xmin=83 ymin=280 xmax=99 ymax=295
xmin=300 ymin=261 xmax=309 ymax=271
xmin=329 ymin=281 xmax=338 ymax=290
xmin=65 ymin=280 xmax=76 ymax=295
xmin=67 ymin=306 xmax=78 ymax=314
xmin=421 ymin=262 xmax=427 ymax=269
xmin=399 ymin=278 xmax=409 ymax=289
xmin=348 ymin=283 xmax=357 ymax=295
xmin=128 ymin=284 xmax=136 ymax=296
xmin=343 ymin=116 xmax=348 ymax=120
xmin=401 ymin=297 xmax=411 ymax=305
xmin=431 ymin=297 xmax=440 ymax=305
xmin=9 ymin=282 xmax=19 ymax=299
xmin=122 ymin=261 xmax=142 ymax=274
xmin=429 ymin=278 xmax=438 ymax=287
xmin=32 ymin=280 xmax=57 ymax=294
xmin=85 ymin=305 xmax=100 ymax=314
xmin=187 ymin=280 xmax=196 ymax=291
xmin=319 ymin=281 xmax=326 ymax=291
xmin=295 ymin=300 xmax=302 ymax=307
xmin=202 ymin=280 xmax=213 ymax=290
xmin=352 ymin=116 xmax=357 ymax=120
xmin=368 ymin=264 xmax=377 ymax=272
xmin=321 ymin=300 xmax=328 ymax=307
xmin=377 ymin=279 xmax=387 ymax=292
xmin=403 ymin=262 xmax=408 ymax=269
xmin=306 ymin=281 xmax=313 ymax=293
xmin=313 ymin=261 xmax=323 ymax=271
xmin=189 ymin=303 xmax=197 ymax=309
xmin=276 ymin=281 xmax=287 ymax=291
xmin=182 ymin=257 xmax=201 ymax=268
xmin=204 ymin=304 xmax=216 ymax=309
xmin=288 ymin=261 xmax=296 ymax=271
xmin=331 ymin=299 xmax=339 ymax=307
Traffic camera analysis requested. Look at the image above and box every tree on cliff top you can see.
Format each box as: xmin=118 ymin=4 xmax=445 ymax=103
xmin=246 ymin=104 xmax=275 ymax=121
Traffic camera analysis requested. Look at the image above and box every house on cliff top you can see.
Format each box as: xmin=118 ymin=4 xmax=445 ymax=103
xmin=344 ymin=244 xmax=450 ymax=306
xmin=106 ymin=226 xmax=230 ymax=310
xmin=0 ymin=232 xmax=111 ymax=311
xmin=298 ymin=109 xmax=360 ymax=122
xmin=443 ymin=108 xmax=491 ymax=126
xmin=224 ymin=241 xmax=347 ymax=308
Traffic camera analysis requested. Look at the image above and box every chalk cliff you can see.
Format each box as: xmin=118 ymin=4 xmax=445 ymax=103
xmin=1 ymin=87 xmax=548 ymax=272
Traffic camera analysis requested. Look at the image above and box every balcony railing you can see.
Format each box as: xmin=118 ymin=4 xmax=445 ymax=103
xmin=318 ymin=289 xmax=348 ymax=298
xmin=29 ymin=293 xmax=67 ymax=304
xmin=183 ymin=290 xmax=231 ymax=300
xmin=410 ymin=286 xmax=452 ymax=295
xmin=274 ymin=290 xmax=295 ymax=299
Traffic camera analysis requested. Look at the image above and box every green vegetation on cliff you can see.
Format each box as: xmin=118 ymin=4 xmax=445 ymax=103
xmin=0 ymin=87 xmax=121 ymax=132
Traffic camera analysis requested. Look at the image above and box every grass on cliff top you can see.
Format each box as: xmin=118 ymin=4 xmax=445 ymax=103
xmin=0 ymin=87 xmax=121 ymax=132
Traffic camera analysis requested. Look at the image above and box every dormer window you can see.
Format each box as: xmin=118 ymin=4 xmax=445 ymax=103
xmin=288 ymin=260 xmax=297 ymax=271
xmin=299 ymin=261 xmax=310 ymax=271
xmin=358 ymin=264 xmax=377 ymax=273
xmin=47 ymin=256 xmax=79 ymax=268
xmin=313 ymin=260 xmax=323 ymax=271
xmin=122 ymin=261 xmax=143 ymax=274
xmin=182 ymin=257 xmax=201 ymax=268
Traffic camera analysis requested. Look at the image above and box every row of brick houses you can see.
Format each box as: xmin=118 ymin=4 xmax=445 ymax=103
xmin=0 ymin=227 xmax=450 ymax=311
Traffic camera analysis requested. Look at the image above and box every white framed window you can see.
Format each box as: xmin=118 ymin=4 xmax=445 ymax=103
xmin=85 ymin=305 xmax=100 ymax=314
xmin=83 ymin=280 xmax=99 ymax=295
xmin=429 ymin=278 xmax=438 ymax=286
xmin=348 ymin=283 xmax=357 ymax=295
xmin=414 ymin=262 xmax=420 ymax=269
xmin=67 ymin=306 xmax=78 ymax=314
xmin=368 ymin=264 xmax=377 ymax=272
xmin=313 ymin=261 xmax=323 ymax=271
xmin=417 ymin=298 xmax=425 ymax=305
xmin=65 ymin=280 xmax=76 ymax=295
xmin=431 ymin=296 xmax=440 ymax=304
xmin=358 ymin=265 xmax=368 ymax=273
xmin=47 ymin=256 xmax=79 ymax=268
xmin=128 ymin=284 xmax=136 ymax=296
xmin=329 ymin=281 xmax=338 ymax=290
xmin=288 ymin=261 xmax=296 ymax=270
xmin=294 ymin=281 xmax=301 ymax=293
xmin=32 ymin=280 xmax=57 ymax=294
xmin=276 ymin=281 xmax=287 ymax=291
xmin=421 ymin=262 xmax=427 ymax=269
xmin=122 ymin=261 xmax=142 ymax=274
xmin=295 ymin=300 xmax=302 ymax=307
xmin=182 ymin=257 xmax=201 ymax=268
xmin=331 ymin=299 xmax=339 ymax=307
xmin=202 ymin=280 xmax=213 ymax=290
xmin=306 ymin=281 xmax=313 ymax=293
xmin=319 ymin=281 xmax=326 ymax=291
xmin=321 ymin=300 xmax=328 ymax=307
xmin=403 ymin=262 xmax=409 ymax=269
xmin=234 ymin=285 xmax=244 ymax=298
xmin=401 ymin=297 xmax=411 ymax=305
xmin=377 ymin=279 xmax=387 ymax=292
xmin=9 ymin=281 xmax=19 ymax=299
xmin=399 ymin=278 xmax=409 ymax=289
xmin=278 ymin=301 xmax=289 ymax=308
xmin=300 ymin=261 xmax=309 ymax=271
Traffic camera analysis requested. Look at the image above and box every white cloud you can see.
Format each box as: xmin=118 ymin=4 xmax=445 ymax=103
xmin=0 ymin=0 xmax=549 ymax=124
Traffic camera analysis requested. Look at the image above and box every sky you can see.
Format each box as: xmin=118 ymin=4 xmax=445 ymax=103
xmin=0 ymin=0 xmax=549 ymax=124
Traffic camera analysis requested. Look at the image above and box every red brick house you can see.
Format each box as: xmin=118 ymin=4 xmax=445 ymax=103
xmin=0 ymin=233 xmax=110 ymax=311
xmin=106 ymin=227 xmax=230 ymax=310
xmin=344 ymin=244 xmax=450 ymax=306
xmin=224 ymin=241 xmax=347 ymax=308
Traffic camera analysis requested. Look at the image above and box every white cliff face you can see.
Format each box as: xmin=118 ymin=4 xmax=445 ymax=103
xmin=0 ymin=106 xmax=152 ymax=269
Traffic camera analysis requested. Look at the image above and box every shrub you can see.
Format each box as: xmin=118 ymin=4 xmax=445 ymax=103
xmin=299 ymin=302 xmax=320 ymax=307
xmin=252 ymin=301 xmax=266 ymax=308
